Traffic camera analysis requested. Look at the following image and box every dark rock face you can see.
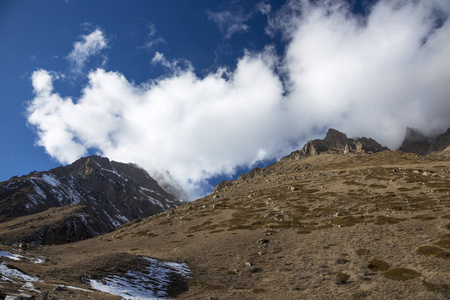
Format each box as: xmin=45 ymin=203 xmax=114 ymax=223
xmin=427 ymin=128 xmax=450 ymax=154
xmin=398 ymin=127 xmax=433 ymax=155
xmin=0 ymin=156 xmax=184 ymax=245
xmin=285 ymin=129 xmax=388 ymax=161
xmin=398 ymin=127 xmax=450 ymax=155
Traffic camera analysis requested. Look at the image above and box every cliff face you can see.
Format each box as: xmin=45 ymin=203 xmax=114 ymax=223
xmin=398 ymin=127 xmax=450 ymax=156
xmin=284 ymin=128 xmax=389 ymax=161
xmin=398 ymin=127 xmax=433 ymax=155
xmin=427 ymin=128 xmax=450 ymax=155
xmin=0 ymin=155 xmax=184 ymax=245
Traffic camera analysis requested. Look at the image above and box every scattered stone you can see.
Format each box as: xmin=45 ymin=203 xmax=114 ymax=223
xmin=53 ymin=285 xmax=66 ymax=292
xmin=245 ymin=262 xmax=252 ymax=267
xmin=258 ymin=239 xmax=270 ymax=245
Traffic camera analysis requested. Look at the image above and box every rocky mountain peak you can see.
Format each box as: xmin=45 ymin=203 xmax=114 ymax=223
xmin=323 ymin=128 xmax=350 ymax=148
xmin=285 ymin=128 xmax=388 ymax=161
xmin=398 ymin=126 xmax=450 ymax=156
xmin=398 ymin=127 xmax=433 ymax=155
xmin=427 ymin=127 xmax=450 ymax=155
xmin=0 ymin=155 xmax=185 ymax=245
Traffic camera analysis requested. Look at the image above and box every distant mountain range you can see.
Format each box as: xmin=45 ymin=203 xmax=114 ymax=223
xmin=0 ymin=156 xmax=184 ymax=245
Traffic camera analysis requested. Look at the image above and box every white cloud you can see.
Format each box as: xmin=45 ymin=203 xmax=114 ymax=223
xmin=206 ymin=9 xmax=251 ymax=39
xmin=282 ymin=0 xmax=450 ymax=145
xmin=67 ymin=28 xmax=108 ymax=73
xmin=151 ymin=52 xmax=193 ymax=74
xmin=28 ymin=0 xmax=450 ymax=200
xmin=257 ymin=3 xmax=271 ymax=15
xmin=141 ymin=23 xmax=166 ymax=50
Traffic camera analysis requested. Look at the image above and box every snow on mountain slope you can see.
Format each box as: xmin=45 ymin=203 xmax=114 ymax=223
xmin=0 ymin=156 xmax=185 ymax=245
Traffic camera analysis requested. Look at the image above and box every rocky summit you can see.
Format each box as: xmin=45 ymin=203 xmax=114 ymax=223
xmin=0 ymin=155 xmax=184 ymax=245
xmin=0 ymin=129 xmax=449 ymax=299
xmin=399 ymin=127 xmax=450 ymax=156
xmin=285 ymin=128 xmax=389 ymax=161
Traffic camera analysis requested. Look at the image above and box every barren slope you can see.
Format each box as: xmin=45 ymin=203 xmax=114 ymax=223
xmin=1 ymin=151 xmax=449 ymax=299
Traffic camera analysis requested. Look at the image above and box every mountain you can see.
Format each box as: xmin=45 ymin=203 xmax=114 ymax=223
xmin=0 ymin=130 xmax=449 ymax=299
xmin=398 ymin=127 xmax=433 ymax=155
xmin=284 ymin=128 xmax=389 ymax=161
xmin=399 ymin=127 xmax=450 ymax=156
xmin=0 ymin=155 xmax=184 ymax=245
xmin=428 ymin=127 xmax=450 ymax=155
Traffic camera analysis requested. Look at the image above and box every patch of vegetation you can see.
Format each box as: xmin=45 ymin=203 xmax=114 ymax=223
xmin=131 ymin=231 xmax=158 ymax=238
xmin=334 ymin=272 xmax=350 ymax=284
xmin=434 ymin=239 xmax=450 ymax=249
xmin=189 ymin=281 xmax=224 ymax=291
xmin=188 ymin=220 xmax=219 ymax=232
xmin=317 ymin=224 xmax=333 ymax=230
xmin=374 ymin=216 xmax=406 ymax=225
xmin=331 ymin=215 xmax=365 ymax=227
xmin=422 ymin=280 xmax=450 ymax=295
xmin=369 ymin=184 xmax=387 ymax=189
xmin=415 ymin=246 xmax=444 ymax=256
xmin=412 ymin=215 xmax=437 ymax=221
xmin=383 ymin=268 xmax=421 ymax=281
xmin=252 ymin=288 xmax=266 ymax=294
xmin=368 ymin=259 xmax=390 ymax=272
xmin=355 ymin=248 xmax=370 ymax=256
xmin=159 ymin=220 xmax=173 ymax=226
xmin=351 ymin=291 xmax=371 ymax=300
xmin=441 ymin=233 xmax=450 ymax=239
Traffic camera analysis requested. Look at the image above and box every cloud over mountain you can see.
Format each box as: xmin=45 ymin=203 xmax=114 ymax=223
xmin=27 ymin=0 xmax=450 ymax=199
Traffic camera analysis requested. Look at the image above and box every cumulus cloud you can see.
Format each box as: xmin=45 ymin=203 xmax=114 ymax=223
xmin=66 ymin=28 xmax=108 ymax=73
xmin=282 ymin=0 xmax=450 ymax=145
xmin=28 ymin=0 xmax=450 ymax=200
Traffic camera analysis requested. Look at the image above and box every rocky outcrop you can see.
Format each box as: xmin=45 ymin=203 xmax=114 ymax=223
xmin=427 ymin=128 xmax=450 ymax=155
xmin=214 ymin=129 xmax=388 ymax=193
xmin=398 ymin=127 xmax=433 ymax=155
xmin=285 ymin=129 xmax=388 ymax=161
xmin=398 ymin=127 xmax=450 ymax=156
xmin=0 ymin=156 xmax=185 ymax=245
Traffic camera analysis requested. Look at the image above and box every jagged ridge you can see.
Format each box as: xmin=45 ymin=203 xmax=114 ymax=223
xmin=0 ymin=156 xmax=184 ymax=245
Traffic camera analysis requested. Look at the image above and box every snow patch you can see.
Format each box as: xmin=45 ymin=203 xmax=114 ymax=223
xmin=2 ymin=182 xmax=19 ymax=190
xmin=0 ymin=251 xmax=23 ymax=261
xmin=0 ymin=262 xmax=39 ymax=282
xmin=88 ymin=257 xmax=189 ymax=300
xmin=40 ymin=173 xmax=61 ymax=187
xmin=30 ymin=179 xmax=46 ymax=200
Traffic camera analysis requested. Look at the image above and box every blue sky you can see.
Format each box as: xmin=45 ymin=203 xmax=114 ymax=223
xmin=1 ymin=0 xmax=450 ymax=199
